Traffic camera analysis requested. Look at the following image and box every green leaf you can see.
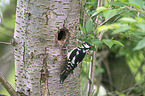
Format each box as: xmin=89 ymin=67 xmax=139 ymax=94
xmin=95 ymin=68 xmax=104 ymax=73
xmin=79 ymin=25 xmax=86 ymax=33
xmin=88 ymin=34 xmax=95 ymax=38
xmin=137 ymin=24 xmax=145 ymax=32
xmin=110 ymin=2 xmax=125 ymax=7
xmin=103 ymin=9 xmax=118 ymax=20
xmin=134 ymin=38 xmax=145 ymax=50
xmin=118 ymin=93 xmax=125 ymax=96
xmin=91 ymin=46 xmax=96 ymax=51
xmin=96 ymin=6 xmax=108 ymax=12
xmin=112 ymin=40 xmax=124 ymax=47
xmin=91 ymin=39 xmax=102 ymax=49
xmin=129 ymin=0 xmax=143 ymax=9
xmin=122 ymin=1 xmax=140 ymax=9
xmin=136 ymin=17 xmax=145 ymax=23
xmin=102 ymin=39 xmax=114 ymax=49
xmin=97 ymin=25 xmax=111 ymax=32
xmin=112 ymin=26 xmax=131 ymax=34
xmin=85 ymin=19 xmax=93 ymax=32
xmin=119 ymin=17 xmax=136 ymax=23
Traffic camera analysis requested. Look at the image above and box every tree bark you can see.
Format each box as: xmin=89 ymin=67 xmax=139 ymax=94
xmin=14 ymin=0 xmax=81 ymax=95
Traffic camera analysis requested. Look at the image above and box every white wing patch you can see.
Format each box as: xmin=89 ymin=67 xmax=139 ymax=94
xmin=71 ymin=63 xmax=73 ymax=67
xmin=72 ymin=56 xmax=76 ymax=64
xmin=78 ymin=48 xmax=81 ymax=51
xmin=67 ymin=47 xmax=77 ymax=59
xmin=67 ymin=64 xmax=70 ymax=68
xmin=83 ymin=50 xmax=86 ymax=53
xmin=67 ymin=68 xmax=69 ymax=71
xmin=76 ymin=51 xmax=79 ymax=55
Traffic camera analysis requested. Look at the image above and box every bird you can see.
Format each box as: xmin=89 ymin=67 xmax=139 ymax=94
xmin=60 ymin=41 xmax=92 ymax=83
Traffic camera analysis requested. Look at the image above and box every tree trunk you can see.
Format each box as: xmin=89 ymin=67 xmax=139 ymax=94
xmin=14 ymin=0 xmax=81 ymax=96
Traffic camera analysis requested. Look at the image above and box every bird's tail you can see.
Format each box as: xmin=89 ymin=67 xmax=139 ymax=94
xmin=60 ymin=69 xmax=69 ymax=84
xmin=60 ymin=62 xmax=76 ymax=83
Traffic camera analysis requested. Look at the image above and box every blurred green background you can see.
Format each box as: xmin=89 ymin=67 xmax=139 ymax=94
xmin=0 ymin=0 xmax=16 ymax=95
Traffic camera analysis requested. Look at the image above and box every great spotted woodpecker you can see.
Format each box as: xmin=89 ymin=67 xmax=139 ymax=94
xmin=60 ymin=41 xmax=92 ymax=83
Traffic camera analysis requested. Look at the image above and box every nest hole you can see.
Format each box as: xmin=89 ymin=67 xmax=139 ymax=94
xmin=57 ymin=28 xmax=67 ymax=41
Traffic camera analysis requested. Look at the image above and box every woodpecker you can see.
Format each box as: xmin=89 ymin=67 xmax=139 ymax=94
xmin=60 ymin=41 xmax=92 ymax=83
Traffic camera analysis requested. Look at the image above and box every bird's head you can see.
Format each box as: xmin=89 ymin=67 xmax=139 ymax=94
xmin=77 ymin=39 xmax=92 ymax=50
xmin=82 ymin=42 xmax=92 ymax=50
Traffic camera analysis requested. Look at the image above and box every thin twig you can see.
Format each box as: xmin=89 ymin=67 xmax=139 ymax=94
xmin=0 ymin=93 xmax=8 ymax=96
xmin=0 ymin=72 xmax=19 ymax=96
xmin=83 ymin=0 xmax=86 ymax=28
xmin=91 ymin=51 xmax=96 ymax=93
xmin=0 ymin=42 xmax=11 ymax=45
xmin=87 ymin=54 xmax=93 ymax=96
xmin=103 ymin=59 xmax=113 ymax=90
xmin=87 ymin=0 xmax=103 ymax=95
xmin=107 ymin=82 xmax=142 ymax=96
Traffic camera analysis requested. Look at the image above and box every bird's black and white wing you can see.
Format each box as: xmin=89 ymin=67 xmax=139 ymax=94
xmin=60 ymin=48 xmax=86 ymax=83
xmin=60 ymin=42 xmax=91 ymax=83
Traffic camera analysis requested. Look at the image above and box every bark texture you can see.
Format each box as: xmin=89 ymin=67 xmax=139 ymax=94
xmin=14 ymin=0 xmax=81 ymax=96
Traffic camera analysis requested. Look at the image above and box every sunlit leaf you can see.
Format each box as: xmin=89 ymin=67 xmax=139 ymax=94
xmin=96 ymin=6 xmax=108 ymax=12
xmin=119 ymin=17 xmax=136 ymax=23
xmin=112 ymin=40 xmax=124 ymax=47
xmin=133 ymin=38 xmax=145 ymax=50
xmin=97 ymin=25 xmax=111 ymax=32
xmin=85 ymin=19 xmax=93 ymax=32
xmin=112 ymin=23 xmax=120 ymax=28
xmin=118 ymin=93 xmax=125 ymax=96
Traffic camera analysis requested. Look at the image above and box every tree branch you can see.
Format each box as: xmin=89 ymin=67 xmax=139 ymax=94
xmin=0 ymin=42 xmax=11 ymax=45
xmin=0 ymin=93 xmax=9 ymax=96
xmin=0 ymin=72 xmax=19 ymax=96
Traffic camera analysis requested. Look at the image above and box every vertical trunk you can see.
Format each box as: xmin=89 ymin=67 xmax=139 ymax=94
xmin=14 ymin=0 xmax=81 ymax=96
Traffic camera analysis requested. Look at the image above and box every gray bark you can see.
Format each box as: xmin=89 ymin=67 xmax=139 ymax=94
xmin=14 ymin=0 xmax=81 ymax=96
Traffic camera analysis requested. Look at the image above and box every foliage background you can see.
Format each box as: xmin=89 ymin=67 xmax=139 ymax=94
xmin=79 ymin=0 xmax=145 ymax=95
xmin=0 ymin=0 xmax=16 ymax=95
